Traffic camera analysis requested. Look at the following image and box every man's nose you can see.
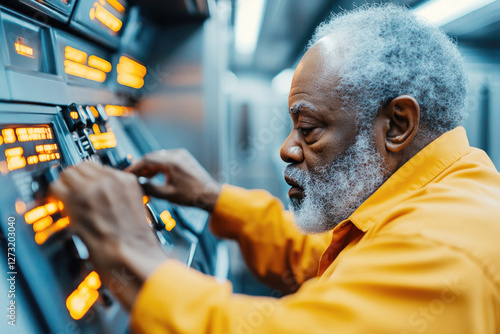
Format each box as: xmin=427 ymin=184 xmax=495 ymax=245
xmin=280 ymin=132 xmax=304 ymax=163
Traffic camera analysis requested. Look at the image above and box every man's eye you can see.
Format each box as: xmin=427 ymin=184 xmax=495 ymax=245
xmin=296 ymin=127 xmax=314 ymax=136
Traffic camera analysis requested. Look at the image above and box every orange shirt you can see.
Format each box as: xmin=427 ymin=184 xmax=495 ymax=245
xmin=131 ymin=127 xmax=500 ymax=333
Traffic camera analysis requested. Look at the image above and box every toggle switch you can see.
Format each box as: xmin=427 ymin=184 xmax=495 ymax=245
xmin=83 ymin=106 xmax=97 ymax=126
xmin=95 ymin=104 xmax=109 ymax=123
xmin=62 ymin=103 xmax=86 ymax=132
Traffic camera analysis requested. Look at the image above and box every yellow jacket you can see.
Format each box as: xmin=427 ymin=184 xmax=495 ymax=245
xmin=131 ymin=127 xmax=500 ymax=333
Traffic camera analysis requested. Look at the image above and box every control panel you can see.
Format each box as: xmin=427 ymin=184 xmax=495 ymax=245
xmin=0 ymin=1 xmax=222 ymax=333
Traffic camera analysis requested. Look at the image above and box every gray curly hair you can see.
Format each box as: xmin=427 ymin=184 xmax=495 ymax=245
xmin=309 ymin=3 xmax=468 ymax=136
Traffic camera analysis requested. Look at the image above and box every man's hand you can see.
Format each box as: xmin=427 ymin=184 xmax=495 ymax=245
xmin=49 ymin=162 xmax=168 ymax=311
xmin=125 ymin=149 xmax=222 ymax=211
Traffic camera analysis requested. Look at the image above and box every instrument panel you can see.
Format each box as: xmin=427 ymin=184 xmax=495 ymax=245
xmin=0 ymin=1 xmax=222 ymax=333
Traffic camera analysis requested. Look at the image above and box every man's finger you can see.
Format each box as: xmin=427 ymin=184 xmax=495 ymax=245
xmin=140 ymin=181 xmax=176 ymax=199
xmin=48 ymin=178 xmax=71 ymax=201
xmin=58 ymin=165 xmax=90 ymax=189
xmin=73 ymin=161 xmax=107 ymax=178
xmin=125 ymin=157 xmax=172 ymax=178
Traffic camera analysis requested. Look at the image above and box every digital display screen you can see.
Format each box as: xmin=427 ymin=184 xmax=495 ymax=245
xmin=0 ymin=124 xmax=63 ymax=174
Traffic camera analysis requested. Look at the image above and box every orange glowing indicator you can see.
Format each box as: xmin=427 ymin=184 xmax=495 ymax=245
xmin=0 ymin=135 xmax=3 ymax=146
xmin=7 ymin=156 xmax=26 ymax=171
xmin=88 ymin=55 xmax=111 ymax=73
xmin=33 ymin=216 xmax=54 ymax=232
xmin=91 ymin=2 xmax=123 ymax=33
xmin=106 ymin=0 xmax=125 ymax=13
xmin=64 ymin=46 xmax=111 ymax=83
xmin=89 ymin=132 xmax=117 ymax=150
xmin=65 ymin=46 xmax=87 ymax=64
xmin=5 ymin=147 xmax=23 ymax=158
xmin=117 ymin=56 xmax=146 ymax=89
xmin=34 ymin=217 xmax=70 ymax=245
xmin=104 ymin=105 xmax=132 ymax=117
xmin=16 ymin=127 xmax=53 ymax=142
xmin=90 ymin=106 xmax=99 ymax=118
xmin=66 ymin=271 xmax=102 ymax=320
xmin=27 ymin=155 xmax=39 ymax=165
xmin=143 ymin=196 xmax=149 ymax=204
xmin=1 ymin=126 xmax=59 ymax=172
xmin=92 ymin=124 xmax=101 ymax=134
xmin=14 ymin=37 xmax=34 ymax=58
xmin=24 ymin=202 xmax=61 ymax=225
xmin=2 ymin=129 xmax=16 ymax=144
xmin=160 ymin=211 xmax=176 ymax=231
xmin=65 ymin=60 xmax=106 ymax=83
xmin=36 ymin=144 xmax=58 ymax=153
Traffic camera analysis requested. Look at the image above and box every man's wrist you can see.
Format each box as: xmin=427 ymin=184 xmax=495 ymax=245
xmin=108 ymin=242 xmax=168 ymax=311
xmin=197 ymin=182 xmax=222 ymax=212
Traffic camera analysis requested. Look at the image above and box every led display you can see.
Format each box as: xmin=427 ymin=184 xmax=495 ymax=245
xmin=0 ymin=125 xmax=62 ymax=174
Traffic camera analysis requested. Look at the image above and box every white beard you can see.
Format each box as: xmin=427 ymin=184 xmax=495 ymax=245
xmin=283 ymin=130 xmax=387 ymax=234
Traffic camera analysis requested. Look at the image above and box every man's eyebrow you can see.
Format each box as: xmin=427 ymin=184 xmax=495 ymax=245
xmin=289 ymin=102 xmax=317 ymax=115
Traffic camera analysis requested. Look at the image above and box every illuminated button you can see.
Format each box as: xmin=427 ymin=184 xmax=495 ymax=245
xmin=107 ymin=0 xmax=125 ymax=13
xmin=34 ymin=217 xmax=69 ymax=244
xmin=7 ymin=156 xmax=26 ymax=171
xmin=0 ymin=135 xmax=3 ymax=146
xmin=15 ymin=37 xmax=34 ymax=58
xmin=66 ymin=271 xmax=101 ymax=320
xmin=88 ymin=55 xmax=111 ymax=73
xmin=2 ymin=129 xmax=16 ymax=144
xmin=65 ymin=46 xmax=87 ymax=64
xmin=160 ymin=211 xmax=176 ymax=231
xmin=143 ymin=196 xmax=149 ymax=204
xmin=89 ymin=106 xmax=100 ymax=119
xmin=89 ymin=132 xmax=117 ymax=150
xmin=64 ymin=60 xmax=106 ymax=83
xmin=117 ymin=56 xmax=146 ymax=89
xmin=25 ymin=206 xmax=48 ymax=225
xmin=84 ymin=271 xmax=102 ymax=290
xmin=27 ymin=155 xmax=39 ymax=165
xmin=24 ymin=201 xmax=61 ymax=225
xmin=92 ymin=124 xmax=101 ymax=134
xmin=104 ymin=105 xmax=124 ymax=116
xmin=5 ymin=147 xmax=23 ymax=158
xmin=33 ymin=216 xmax=54 ymax=232
xmin=93 ymin=2 xmax=123 ymax=32
xmin=62 ymin=104 xmax=86 ymax=131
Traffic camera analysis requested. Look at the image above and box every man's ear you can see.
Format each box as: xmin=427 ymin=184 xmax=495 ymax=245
xmin=381 ymin=95 xmax=420 ymax=153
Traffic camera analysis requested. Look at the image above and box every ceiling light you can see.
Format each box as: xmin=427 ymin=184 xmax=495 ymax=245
xmin=413 ymin=0 xmax=496 ymax=26
xmin=234 ymin=0 xmax=267 ymax=57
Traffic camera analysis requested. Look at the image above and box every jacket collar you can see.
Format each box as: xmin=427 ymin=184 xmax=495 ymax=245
xmin=348 ymin=126 xmax=471 ymax=232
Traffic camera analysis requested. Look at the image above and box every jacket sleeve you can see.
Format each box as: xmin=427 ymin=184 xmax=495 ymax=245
xmin=130 ymin=234 xmax=497 ymax=334
xmin=209 ymin=184 xmax=331 ymax=292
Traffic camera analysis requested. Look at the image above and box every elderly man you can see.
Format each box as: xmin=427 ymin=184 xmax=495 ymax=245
xmin=51 ymin=4 xmax=500 ymax=334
